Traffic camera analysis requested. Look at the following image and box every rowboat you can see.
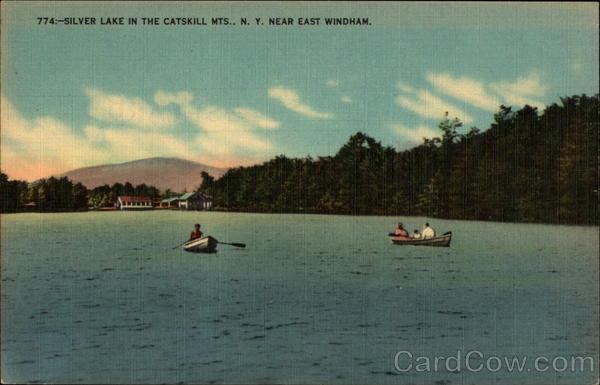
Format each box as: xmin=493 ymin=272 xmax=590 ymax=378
xmin=391 ymin=231 xmax=452 ymax=247
xmin=183 ymin=236 xmax=218 ymax=253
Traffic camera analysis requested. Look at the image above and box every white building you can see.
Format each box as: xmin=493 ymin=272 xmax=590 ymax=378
xmin=116 ymin=196 xmax=153 ymax=210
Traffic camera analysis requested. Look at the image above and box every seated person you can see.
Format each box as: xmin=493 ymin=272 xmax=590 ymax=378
xmin=422 ymin=222 xmax=436 ymax=239
xmin=392 ymin=222 xmax=410 ymax=241
xmin=190 ymin=223 xmax=203 ymax=240
xmin=412 ymin=229 xmax=421 ymax=239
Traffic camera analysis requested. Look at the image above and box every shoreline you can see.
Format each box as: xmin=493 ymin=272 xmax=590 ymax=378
xmin=1 ymin=208 xmax=597 ymax=228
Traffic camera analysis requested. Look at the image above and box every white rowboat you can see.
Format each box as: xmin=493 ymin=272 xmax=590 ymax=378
xmin=391 ymin=232 xmax=452 ymax=247
xmin=183 ymin=236 xmax=218 ymax=253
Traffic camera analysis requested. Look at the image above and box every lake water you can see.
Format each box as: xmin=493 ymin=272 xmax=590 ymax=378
xmin=1 ymin=211 xmax=598 ymax=384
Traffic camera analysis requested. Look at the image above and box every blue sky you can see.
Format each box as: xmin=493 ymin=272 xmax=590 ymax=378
xmin=1 ymin=2 xmax=598 ymax=181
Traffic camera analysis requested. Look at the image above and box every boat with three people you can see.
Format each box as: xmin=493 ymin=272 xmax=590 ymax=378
xmin=390 ymin=232 xmax=452 ymax=247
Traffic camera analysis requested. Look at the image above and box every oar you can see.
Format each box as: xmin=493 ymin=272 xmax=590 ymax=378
xmin=171 ymin=240 xmax=189 ymax=250
xmin=217 ymin=241 xmax=246 ymax=248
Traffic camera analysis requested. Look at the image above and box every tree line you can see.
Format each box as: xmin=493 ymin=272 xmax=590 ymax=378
xmin=0 ymin=176 xmax=167 ymax=212
xmin=199 ymin=94 xmax=598 ymax=225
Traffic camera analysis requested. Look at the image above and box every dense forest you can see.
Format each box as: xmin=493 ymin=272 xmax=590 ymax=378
xmin=200 ymin=95 xmax=598 ymax=225
xmin=0 ymin=175 xmax=164 ymax=212
xmin=2 ymin=94 xmax=597 ymax=225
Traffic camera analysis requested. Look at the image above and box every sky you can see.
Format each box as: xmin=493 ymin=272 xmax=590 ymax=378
xmin=1 ymin=2 xmax=598 ymax=181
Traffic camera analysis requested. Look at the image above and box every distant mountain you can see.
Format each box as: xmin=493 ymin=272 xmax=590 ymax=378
xmin=59 ymin=157 xmax=227 ymax=192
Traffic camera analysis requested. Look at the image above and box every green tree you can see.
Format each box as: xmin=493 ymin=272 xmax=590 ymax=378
xmin=199 ymin=171 xmax=215 ymax=195
xmin=203 ymin=94 xmax=598 ymax=225
xmin=73 ymin=182 xmax=88 ymax=210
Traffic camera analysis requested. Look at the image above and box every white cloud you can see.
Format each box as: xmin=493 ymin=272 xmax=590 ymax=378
xmin=86 ymin=88 xmax=177 ymax=129
xmin=83 ymin=111 xmax=269 ymax=169
xmin=396 ymin=90 xmax=474 ymax=123
xmin=152 ymin=90 xmax=281 ymax=166
xmin=157 ymin=90 xmax=281 ymax=165
xmin=1 ymin=90 xmax=279 ymax=180
xmin=341 ymin=96 xmax=353 ymax=103
xmin=396 ymin=81 xmax=415 ymax=94
xmin=390 ymin=123 xmax=439 ymax=145
xmin=179 ymin=104 xmax=272 ymax=152
xmin=327 ymin=79 xmax=339 ymax=87
xmin=83 ymin=124 xmax=195 ymax=161
xmin=426 ymin=73 xmax=500 ymax=111
xmin=490 ymin=72 xmax=547 ymax=109
xmin=154 ymin=90 xmax=193 ymax=106
xmin=1 ymin=95 xmax=116 ymax=181
xmin=234 ymin=108 xmax=280 ymax=129
xmin=268 ymin=86 xmax=332 ymax=118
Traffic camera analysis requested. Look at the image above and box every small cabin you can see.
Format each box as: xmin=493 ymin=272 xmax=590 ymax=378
xmin=178 ymin=191 xmax=212 ymax=210
xmin=160 ymin=197 xmax=179 ymax=208
xmin=116 ymin=196 xmax=153 ymax=210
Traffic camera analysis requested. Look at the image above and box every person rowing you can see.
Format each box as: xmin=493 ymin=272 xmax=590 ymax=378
xmin=391 ymin=222 xmax=410 ymax=241
xmin=172 ymin=224 xmax=246 ymax=251
xmin=189 ymin=223 xmax=203 ymax=241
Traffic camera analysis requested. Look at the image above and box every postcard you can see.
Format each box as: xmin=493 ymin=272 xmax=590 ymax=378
xmin=1 ymin=2 xmax=598 ymax=384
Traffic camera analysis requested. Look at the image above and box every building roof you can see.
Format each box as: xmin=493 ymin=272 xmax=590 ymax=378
xmin=178 ymin=191 xmax=212 ymax=200
xmin=179 ymin=192 xmax=195 ymax=200
xmin=118 ymin=196 xmax=152 ymax=202
xmin=161 ymin=197 xmax=179 ymax=203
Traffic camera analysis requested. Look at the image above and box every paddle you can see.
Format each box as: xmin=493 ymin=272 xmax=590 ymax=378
xmin=171 ymin=238 xmax=246 ymax=250
xmin=171 ymin=240 xmax=189 ymax=250
xmin=217 ymin=241 xmax=246 ymax=248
